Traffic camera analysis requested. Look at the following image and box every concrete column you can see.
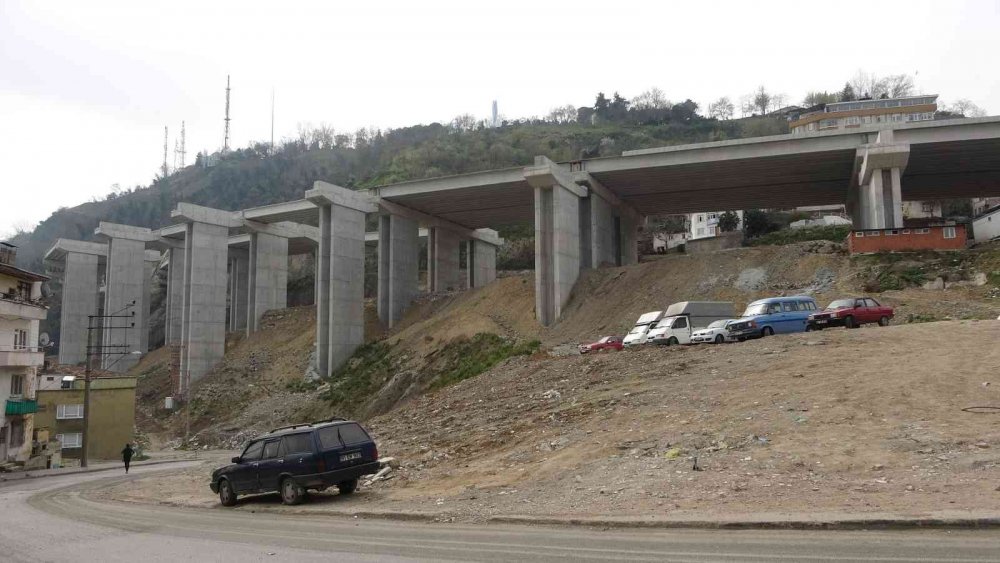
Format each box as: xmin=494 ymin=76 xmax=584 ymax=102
xmin=467 ymin=239 xmax=498 ymax=288
xmin=855 ymin=130 xmax=909 ymax=230
xmin=581 ymin=192 xmax=617 ymax=268
xmin=618 ymin=210 xmax=640 ymax=266
xmin=102 ymin=237 xmax=147 ymax=372
xmin=58 ymin=252 xmax=100 ymax=365
xmin=428 ymin=227 xmax=462 ymax=292
xmin=306 ymin=181 xmax=377 ymax=377
xmin=377 ymin=214 xmax=419 ymax=328
xmin=533 ymin=182 xmax=581 ymax=327
xmin=227 ymin=250 xmax=249 ymax=333
xmin=165 ymin=247 xmax=185 ymax=345
xmin=140 ymin=256 xmax=157 ymax=354
xmin=179 ymin=221 xmax=229 ymax=384
xmin=246 ymin=232 xmax=288 ymax=333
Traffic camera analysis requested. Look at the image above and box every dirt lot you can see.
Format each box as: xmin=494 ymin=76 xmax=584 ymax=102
xmin=108 ymin=320 xmax=1000 ymax=521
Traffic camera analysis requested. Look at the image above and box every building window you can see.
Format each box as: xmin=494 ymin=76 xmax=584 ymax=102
xmin=13 ymin=329 xmax=28 ymax=350
xmin=868 ymin=231 xmax=880 ymax=237
xmin=56 ymin=404 xmax=85 ymax=420
xmin=819 ymin=118 xmax=838 ymax=129
xmin=10 ymin=374 xmax=24 ymax=396
xmin=887 ymin=230 xmax=898 ymax=236
xmin=902 ymin=229 xmax=911 ymax=234
xmin=916 ymin=228 xmax=930 ymax=234
xmin=922 ymin=202 xmax=934 ymax=214
xmin=697 ymin=215 xmax=705 ymax=222
xmin=56 ymin=433 xmax=83 ymax=449
xmin=942 ymin=227 xmax=957 ymax=239
xmin=696 ymin=228 xmax=705 ymax=236
xmin=855 ymin=232 xmax=864 ymax=237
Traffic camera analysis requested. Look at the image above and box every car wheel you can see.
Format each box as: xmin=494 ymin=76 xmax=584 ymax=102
xmin=338 ymin=478 xmax=359 ymax=495
xmin=878 ymin=316 xmax=890 ymax=327
xmin=805 ymin=324 xmax=814 ymax=332
xmin=280 ymin=477 xmax=305 ymax=505
xmin=714 ymin=334 xmax=724 ymax=344
xmin=845 ymin=316 xmax=856 ymax=329
xmin=668 ymin=337 xmax=679 ymax=346
xmin=218 ymin=479 xmax=237 ymax=507
xmin=761 ymin=326 xmax=774 ymax=337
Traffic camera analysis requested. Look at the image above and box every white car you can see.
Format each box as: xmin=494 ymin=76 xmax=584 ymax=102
xmin=623 ymin=324 xmax=653 ymax=347
xmin=690 ymin=319 xmax=737 ymax=344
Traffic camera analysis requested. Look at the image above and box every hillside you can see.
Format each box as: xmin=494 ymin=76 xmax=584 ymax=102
xmin=133 ymin=242 xmax=1000 ymax=449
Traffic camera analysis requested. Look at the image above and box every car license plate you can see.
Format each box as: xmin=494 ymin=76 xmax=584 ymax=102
xmin=340 ymin=452 xmax=362 ymax=462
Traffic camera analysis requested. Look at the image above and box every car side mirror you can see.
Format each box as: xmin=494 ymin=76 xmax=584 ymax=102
xmin=231 ymin=456 xmax=241 ymax=464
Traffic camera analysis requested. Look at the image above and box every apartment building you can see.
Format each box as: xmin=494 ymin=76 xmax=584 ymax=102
xmin=688 ymin=211 xmax=744 ymax=240
xmin=0 ymin=242 xmax=49 ymax=463
xmin=789 ymin=95 xmax=939 ymax=135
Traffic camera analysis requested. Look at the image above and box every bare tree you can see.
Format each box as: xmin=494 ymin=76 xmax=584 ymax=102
xmin=314 ymin=122 xmax=335 ymax=149
xmin=546 ymin=105 xmax=578 ymax=123
xmin=451 ymin=113 xmax=477 ymax=131
xmin=849 ymin=70 xmax=883 ymax=99
xmin=752 ymin=86 xmax=772 ymax=115
xmin=945 ymin=99 xmax=988 ymax=117
xmin=884 ymin=74 xmax=915 ymax=98
xmin=848 ymin=70 xmax=916 ymax=99
xmin=708 ymin=97 xmax=735 ymax=120
xmin=632 ymin=87 xmax=670 ymax=110
xmin=739 ymin=94 xmax=755 ymax=117
xmin=771 ymin=93 xmax=789 ymax=111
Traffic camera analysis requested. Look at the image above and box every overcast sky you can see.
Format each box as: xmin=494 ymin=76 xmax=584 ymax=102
xmin=2 ymin=0 xmax=998 ymax=233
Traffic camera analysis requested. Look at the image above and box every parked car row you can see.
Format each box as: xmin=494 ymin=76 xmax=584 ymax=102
xmin=579 ymin=297 xmax=895 ymax=352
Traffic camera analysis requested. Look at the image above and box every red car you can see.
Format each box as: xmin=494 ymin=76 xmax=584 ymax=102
xmin=807 ymin=297 xmax=894 ymax=330
xmin=579 ymin=336 xmax=624 ymax=354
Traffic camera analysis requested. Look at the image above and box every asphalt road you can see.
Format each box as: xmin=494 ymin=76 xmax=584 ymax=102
xmin=2 ymin=462 xmax=1000 ymax=562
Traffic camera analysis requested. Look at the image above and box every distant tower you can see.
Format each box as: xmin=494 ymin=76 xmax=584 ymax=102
xmin=161 ymin=126 xmax=169 ymax=177
xmin=491 ymin=100 xmax=499 ymax=128
xmin=270 ymin=89 xmax=275 ymax=153
xmin=223 ymin=75 xmax=232 ymax=152
xmin=173 ymin=139 xmax=179 ymax=171
xmin=178 ymin=121 xmax=186 ymax=168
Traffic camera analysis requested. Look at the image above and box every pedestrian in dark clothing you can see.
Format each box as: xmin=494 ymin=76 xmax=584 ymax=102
xmin=122 ymin=443 xmax=134 ymax=473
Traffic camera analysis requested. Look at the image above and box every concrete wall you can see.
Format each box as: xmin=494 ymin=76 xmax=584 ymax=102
xmin=428 ymin=227 xmax=463 ymax=292
xmin=534 ymin=184 xmax=580 ymax=326
xmin=102 ymin=237 xmax=146 ymax=372
xmin=686 ymin=232 xmax=743 ymax=254
xmin=326 ymin=204 xmax=367 ymax=372
xmin=247 ymin=232 xmax=288 ymax=332
xmin=377 ymin=214 xmax=419 ymax=328
xmin=227 ymin=250 xmax=249 ymax=333
xmin=58 ymin=252 xmax=99 ymax=365
xmin=848 ymin=225 xmax=967 ymax=254
xmin=618 ymin=211 xmax=640 ymax=266
xmin=180 ymin=221 xmax=229 ymax=383
xmin=468 ymin=240 xmax=498 ymax=288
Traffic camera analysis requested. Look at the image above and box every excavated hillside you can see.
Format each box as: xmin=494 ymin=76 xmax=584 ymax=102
xmin=133 ymin=241 xmax=1000 ymax=450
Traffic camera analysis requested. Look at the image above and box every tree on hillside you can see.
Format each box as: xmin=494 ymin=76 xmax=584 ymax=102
xmin=752 ymin=86 xmax=772 ymax=115
xmin=670 ymin=99 xmax=700 ymax=123
xmin=608 ymin=92 xmax=630 ymax=121
xmin=451 ymin=114 xmax=477 ymax=131
xmin=546 ymin=105 xmax=578 ymax=123
xmin=839 ymin=83 xmax=857 ymax=102
xmin=884 ymin=74 xmax=915 ymax=98
xmin=742 ymin=209 xmax=781 ymax=239
xmin=718 ymin=210 xmax=740 ymax=232
xmin=632 ymin=87 xmax=670 ymax=110
xmin=708 ymin=97 xmax=735 ymax=120
xmin=593 ymin=92 xmax=610 ymax=120
xmin=944 ymin=99 xmax=987 ymax=117
xmin=803 ymin=91 xmax=838 ymax=107
xmin=849 ymin=71 xmax=916 ymax=100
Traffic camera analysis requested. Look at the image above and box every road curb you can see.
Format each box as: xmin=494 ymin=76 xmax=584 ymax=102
xmin=0 ymin=458 xmax=199 ymax=484
xmin=487 ymin=514 xmax=1000 ymax=531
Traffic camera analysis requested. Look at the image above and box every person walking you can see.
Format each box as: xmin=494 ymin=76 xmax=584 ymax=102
xmin=122 ymin=443 xmax=135 ymax=474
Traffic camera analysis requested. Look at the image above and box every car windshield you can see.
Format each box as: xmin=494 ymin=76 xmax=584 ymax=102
xmin=827 ymin=299 xmax=855 ymax=309
xmin=597 ymin=337 xmax=611 ymax=343
xmin=742 ymin=303 xmax=768 ymax=316
xmin=707 ymin=320 xmax=728 ymax=329
xmin=628 ymin=325 xmax=649 ymax=335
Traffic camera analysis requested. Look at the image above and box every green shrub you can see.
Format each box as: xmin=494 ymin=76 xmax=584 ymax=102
xmin=747 ymin=225 xmax=852 ymax=246
xmin=431 ymin=334 xmax=541 ymax=390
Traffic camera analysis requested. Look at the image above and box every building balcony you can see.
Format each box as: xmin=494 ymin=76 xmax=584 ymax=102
xmin=0 ymin=294 xmax=47 ymax=321
xmin=0 ymin=347 xmax=45 ymax=367
xmin=5 ymin=398 xmax=38 ymax=416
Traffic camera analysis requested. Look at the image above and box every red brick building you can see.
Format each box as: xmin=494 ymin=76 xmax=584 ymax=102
xmin=847 ymin=223 xmax=967 ymax=254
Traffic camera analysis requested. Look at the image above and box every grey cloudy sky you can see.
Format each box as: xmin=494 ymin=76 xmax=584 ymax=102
xmin=1 ymin=0 xmax=998 ymax=232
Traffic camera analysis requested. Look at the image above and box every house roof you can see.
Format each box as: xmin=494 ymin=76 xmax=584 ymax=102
xmin=0 ymin=262 xmax=49 ymax=282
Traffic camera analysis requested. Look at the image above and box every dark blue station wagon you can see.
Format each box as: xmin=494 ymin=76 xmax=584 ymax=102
xmin=210 ymin=418 xmax=380 ymax=506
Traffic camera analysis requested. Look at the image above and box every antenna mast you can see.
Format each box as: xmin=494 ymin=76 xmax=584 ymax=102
xmin=223 ymin=75 xmax=231 ymax=151
xmin=270 ymin=88 xmax=275 ymax=154
xmin=161 ymin=126 xmax=169 ymax=177
xmin=178 ymin=121 xmax=186 ymax=168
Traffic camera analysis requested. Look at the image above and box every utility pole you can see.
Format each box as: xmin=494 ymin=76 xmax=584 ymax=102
xmin=270 ymin=88 xmax=275 ymax=155
xmin=161 ymin=126 xmax=169 ymax=177
xmin=80 ymin=301 xmax=136 ymax=468
xmin=176 ymin=121 xmax=187 ymax=168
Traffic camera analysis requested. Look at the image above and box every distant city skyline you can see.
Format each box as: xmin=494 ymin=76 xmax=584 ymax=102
xmin=2 ymin=0 xmax=998 ymax=232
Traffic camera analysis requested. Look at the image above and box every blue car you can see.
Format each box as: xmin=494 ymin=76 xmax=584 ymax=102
xmin=739 ymin=296 xmax=819 ymax=337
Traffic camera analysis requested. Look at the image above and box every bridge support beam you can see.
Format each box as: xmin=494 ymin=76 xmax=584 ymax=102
xmin=306 ymin=181 xmax=376 ymax=377
xmin=377 ymin=213 xmax=419 ymax=327
xmin=428 ymin=227 xmax=462 ymax=292
xmin=227 ymin=250 xmax=249 ymax=333
xmin=855 ymin=130 xmax=909 ymax=229
xmin=246 ymin=231 xmax=288 ymax=333
xmin=54 ymin=246 xmax=103 ymax=365
xmin=468 ymin=237 xmax=499 ymax=288
xmin=165 ymin=247 xmax=185 ymax=345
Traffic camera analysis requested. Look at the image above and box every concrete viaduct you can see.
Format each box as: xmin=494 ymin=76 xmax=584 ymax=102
xmin=44 ymin=116 xmax=1000 ymax=387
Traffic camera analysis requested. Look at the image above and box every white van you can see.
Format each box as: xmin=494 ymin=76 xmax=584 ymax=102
xmin=622 ymin=311 xmax=663 ymax=347
xmin=648 ymin=301 xmax=736 ymax=346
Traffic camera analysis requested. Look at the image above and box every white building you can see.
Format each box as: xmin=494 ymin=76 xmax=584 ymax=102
xmin=0 ymin=243 xmax=48 ymax=464
xmin=972 ymin=205 xmax=1000 ymax=244
xmin=652 ymin=232 xmax=688 ymax=252
xmin=688 ymin=211 xmax=744 ymax=240
xmin=972 ymin=198 xmax=1000 ymax=217
xmin=902 ymin=200 xmax=943 ymax=221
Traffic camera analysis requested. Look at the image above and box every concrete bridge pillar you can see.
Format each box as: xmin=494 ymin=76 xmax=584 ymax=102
xmin=306 ymin=181 xmax=376 ymax=377
xmin=165 ymin=247 xmax=186 ymax=346
xmin=617 ymin=208 xmax=641 ymax=266
xmin=246 ymin=231 xmax=288 ymax=333
xmin=377 ymin=213 xmax=419 ymax=328
xmin=170 ymin=205 xmax=234 ymax=385
xmin=526 ymin=157 xmax=585 ymax=327
xmin=93 ymin=224 xmax=159 ymax=372
xmin=467 ymin=236 xmax=499 ymax=288
xmin=227 ymin=250 xmax=249 ymax=333
xmin=855 ymin=130 xmax=909 ymax=229
xmin=428 ymin=227 xmax=462 ymax=292
xmin=45 ymin=241 xmax=105 ymax=366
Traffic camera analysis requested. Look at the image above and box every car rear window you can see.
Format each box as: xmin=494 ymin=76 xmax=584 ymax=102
xmin=281 ymin=433 xmax=314 ymax=454
xmin=317 ymin=423 xmax=371 ymax=450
